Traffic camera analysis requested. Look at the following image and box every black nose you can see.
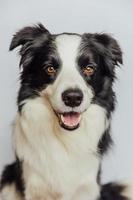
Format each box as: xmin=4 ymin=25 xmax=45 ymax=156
xmin=62 ymin=89 xmax=83 ymax=107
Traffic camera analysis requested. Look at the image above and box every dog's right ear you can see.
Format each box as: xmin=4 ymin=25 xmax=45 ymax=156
xmin=9 ymin=23 xmax=50 ymax=50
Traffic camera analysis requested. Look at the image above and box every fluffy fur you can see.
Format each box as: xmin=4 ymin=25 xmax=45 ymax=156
xmin=0 ymin=24 xmax=133 ymax=200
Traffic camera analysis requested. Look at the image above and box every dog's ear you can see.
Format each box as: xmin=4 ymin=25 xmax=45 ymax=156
xmin=94 ymin=33 xmax=123 ymax=65
xmin=9 ymin=23 xmax=50 ymax=50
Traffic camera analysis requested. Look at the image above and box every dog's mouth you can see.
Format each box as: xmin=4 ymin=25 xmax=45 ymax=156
xmin=56 ymin=111 xmax=81 ymax=131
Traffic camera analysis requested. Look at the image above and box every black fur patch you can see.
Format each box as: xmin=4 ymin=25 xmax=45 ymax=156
xmin=10 ymin=24 xmax=62 ymax=112
xmin=78 ymin=33 xmax=121 ymax=117
xmin=0 ymin=159 xmax=24 ymax=196
xmin=100 ymin=183 xmax=128 ymax=200
xmin=98 ymin=128 xmax=113 ymax=155
xmin=97 ymin=166 xmax=102 ymax=184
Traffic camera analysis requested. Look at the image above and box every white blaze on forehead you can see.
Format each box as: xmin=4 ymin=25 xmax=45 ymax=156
xmin=55 ymin=34 xmax=81 ymax=70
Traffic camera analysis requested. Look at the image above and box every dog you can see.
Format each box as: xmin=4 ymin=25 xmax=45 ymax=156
xmin=0 ymin=24 xmax=133 ymax=200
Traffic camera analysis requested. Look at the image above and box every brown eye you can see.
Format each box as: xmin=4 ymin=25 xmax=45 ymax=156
xmin=83 ymin=66 xmax=95 ymax=76
xmin=46 ymin=65 xmax=56 ymax=75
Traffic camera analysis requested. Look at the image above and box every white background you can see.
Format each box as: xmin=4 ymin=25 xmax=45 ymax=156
xmin=0 ymin=0 xmax=133 ymax=183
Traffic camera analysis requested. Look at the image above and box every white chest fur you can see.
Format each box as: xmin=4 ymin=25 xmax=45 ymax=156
xmin=13 ymin=98 xmax=108 ymax=200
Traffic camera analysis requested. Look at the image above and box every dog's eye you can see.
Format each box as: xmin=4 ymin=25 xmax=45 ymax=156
xmin=82 ymin=65 xmax=95 ymax=76
xmin=46 ymin=65 xmax=56 ymax=75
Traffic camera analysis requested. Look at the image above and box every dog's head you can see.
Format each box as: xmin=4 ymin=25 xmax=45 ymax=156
xmin=10 ymin=24 xmax=122 ymax=131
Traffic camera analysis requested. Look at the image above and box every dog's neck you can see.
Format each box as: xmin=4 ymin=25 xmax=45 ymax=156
xmin=13 ymin=97 xmax=109 ymax=200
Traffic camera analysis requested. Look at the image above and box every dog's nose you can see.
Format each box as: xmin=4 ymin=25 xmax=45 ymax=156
xmin=62 ymin=89 xmax=83 ymax=107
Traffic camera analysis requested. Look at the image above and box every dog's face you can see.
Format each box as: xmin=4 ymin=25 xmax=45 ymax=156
xmin=10 ymin=24 xmax=122 ymax=131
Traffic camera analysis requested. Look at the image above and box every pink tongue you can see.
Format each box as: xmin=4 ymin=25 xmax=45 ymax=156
xmin=61 ymin=113 xmax=81 ymax=127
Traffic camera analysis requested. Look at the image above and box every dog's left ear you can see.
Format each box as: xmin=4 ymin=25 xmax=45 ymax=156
xmin=94 ymin=33 xmax=123 ymax=65
xmin=9 ymin=24 xmax=50 ymax=68
xmin=9 ymin=23 xmax=50 ymax=50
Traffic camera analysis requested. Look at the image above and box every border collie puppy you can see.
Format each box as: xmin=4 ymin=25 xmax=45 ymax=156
xmin=0 ymin=24 xmax=133 ymax=200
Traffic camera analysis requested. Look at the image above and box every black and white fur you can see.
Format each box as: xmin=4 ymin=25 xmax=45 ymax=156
xmin=0 ymin=24 xmax=133 ymax=200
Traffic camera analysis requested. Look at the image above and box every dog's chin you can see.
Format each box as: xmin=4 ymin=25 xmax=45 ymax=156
xmin=55 ymin=111 xmax=82 ymax=131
